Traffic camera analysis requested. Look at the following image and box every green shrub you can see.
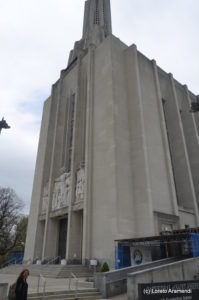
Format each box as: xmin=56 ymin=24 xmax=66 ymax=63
xmin=100 ymin=262 xmax=110 ymax=272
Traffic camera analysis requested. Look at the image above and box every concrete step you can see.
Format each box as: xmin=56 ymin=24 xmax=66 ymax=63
xmin=56 ymin=272 xmax=93 ymax=278
xmin=29 ymin=288 xmax=99 ymax=296
xmin=28 ymin=289 xmax=102 ymax=300
xmin=0 ymin=264 xmax=94 ymax=279
xmin=28 ymin=292 xmax=101 ymax=299
xmin=29 ymin=296 xmax=102 ymax=300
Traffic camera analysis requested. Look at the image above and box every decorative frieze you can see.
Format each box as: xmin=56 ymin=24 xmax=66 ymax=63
xmin=75 ymin=168 xmax=85 ymax=203
xmin=52 ymin=173 xmax=71 ymax=211
xmin=41 ymin=182 xmax=49 ymax=213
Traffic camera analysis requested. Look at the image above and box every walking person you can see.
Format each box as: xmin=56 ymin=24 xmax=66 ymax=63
xmin=15 ymin=269 xmax=29 ymax=300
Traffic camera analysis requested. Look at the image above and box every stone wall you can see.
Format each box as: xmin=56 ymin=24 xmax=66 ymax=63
xmin=94 ymin=257 xmax=180 ymax=298
xmin=0 ymin=283 xmax=8 ymax=300
xmin=127 ymin=257 xmax=199 ymax=300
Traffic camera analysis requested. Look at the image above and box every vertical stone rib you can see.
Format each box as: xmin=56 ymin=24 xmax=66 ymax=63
xmin=169 ymin=74 xmax=199 ymax=225
xmin=184 ymin=85 xmax=199 ymax=146
xmin=82 ymin=45 xmax=95 ymax=261
xmin=183 ymin=85 xmax=199 ymax=207
xmin=152 ymin=60 xmax=178 ymax=216
xmin=66 ymin=58 xmax=81 ymax=260
xmin=132 ymin=45 xmax=154 ymax=234
xmin=42 ymin=79 xmax=63 ymax=259
xmin=24 ymin=98 xmax=51 ymax=261
xmin=103 ymin=0 xmax=112 ymax=34
xmin=83 ymin=1 xmax=89 ymax=37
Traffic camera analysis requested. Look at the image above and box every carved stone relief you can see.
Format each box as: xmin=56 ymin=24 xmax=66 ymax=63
xmin=75 ymin=168 xmax=85 ymax=203
xmin=52 ymin=173 xmax=71 ymax=211
xmin=42 ymin=182 xmax=49 ymax=213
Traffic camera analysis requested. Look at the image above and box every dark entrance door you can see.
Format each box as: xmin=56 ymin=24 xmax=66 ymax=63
xmin=115 ymin=244 xmax=131 ymax=269
xmin=123 ymin=246 xmax=131 ymax=267
xmin=58 ymin=218 xmax=67 ymax=259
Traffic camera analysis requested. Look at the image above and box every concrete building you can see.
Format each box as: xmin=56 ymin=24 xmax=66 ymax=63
xmin=24 ymin=0 xmax=199 ymax=268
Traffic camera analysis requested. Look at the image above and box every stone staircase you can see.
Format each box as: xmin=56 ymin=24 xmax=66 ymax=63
xmin=28 ymin=288 xmax=102 ymax=300
xmin=56 ymin=265 xmax=93 ymax=278
xmin=0 ymin=264 xmax=93 ymax=278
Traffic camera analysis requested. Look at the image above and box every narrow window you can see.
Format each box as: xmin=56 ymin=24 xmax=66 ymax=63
xmin=66 ymin=94 xmax=76 ymax=172
xmin=94 ymin=0 xmax=100 ymax=25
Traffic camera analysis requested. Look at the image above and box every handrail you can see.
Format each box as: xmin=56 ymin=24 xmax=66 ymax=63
xmin=32 ymin=256 xmax=39 ymax=264
xmin=45 ymin=256 xmax=61 ymax=265
xmin=68 ymin=272 xmax=78 ymax=299
xmin=41 ymin=256 xmax=50 ymax=264
xmin=37 ymin=274 xmax=46 ymax=297
xmin=23 ymin=258 xmax=32 ymax=265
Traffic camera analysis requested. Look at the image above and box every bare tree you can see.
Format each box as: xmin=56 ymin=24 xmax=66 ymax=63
xmin=15 ymin=215 xmax=28 ymax=251
xmin=0 ymin=187 xmax=23 ymax=256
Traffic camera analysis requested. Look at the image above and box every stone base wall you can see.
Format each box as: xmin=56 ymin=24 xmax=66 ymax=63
xmin=127 ymin=257 xmax=199 ymax=300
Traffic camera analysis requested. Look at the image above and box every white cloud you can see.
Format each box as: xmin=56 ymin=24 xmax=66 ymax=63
xmin=0 ymin=0 xmax=198 ymax=213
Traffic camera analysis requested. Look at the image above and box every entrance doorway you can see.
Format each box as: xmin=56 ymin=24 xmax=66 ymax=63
xmin=58 ymin=218 xmax=68 ymax=259
xmin=75 ymin=210 xmax=83 ymax=262
xmin=115 ymin=244 xmax=131 ymax=269
xmin=70 ymin=210 xmax=83 ymax=263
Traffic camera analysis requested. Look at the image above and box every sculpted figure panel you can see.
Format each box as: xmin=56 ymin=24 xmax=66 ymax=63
xmin=75 ymin=168 xmax=85 ymax=203
xmin=52 ymin=173 xmax=71 ymax=211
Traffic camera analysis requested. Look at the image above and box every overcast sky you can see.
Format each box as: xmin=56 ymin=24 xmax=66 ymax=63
xmin=0 ymin=0 xmax=198 ymax=213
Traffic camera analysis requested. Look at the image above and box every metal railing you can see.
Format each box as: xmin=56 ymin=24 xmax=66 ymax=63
xmin=37 ymin=274 xmax=46 ymax=298
xmin=45 ymin=256 xmax=61 ymax=265
xmin=32 ymin=256 xmax=39 ymax=264
xmin=68 ymin=272 xmax=78 ymax=299
xmin=41 ymin=256 xmax=50 ymax=264
xmin=23 ymin=258 xmax=32 ymax=265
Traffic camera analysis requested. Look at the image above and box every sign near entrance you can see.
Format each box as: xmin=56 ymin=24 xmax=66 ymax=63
xmin=138 ymin=280 xmax=199 ymax=300
xmin=133 ymin=249 xmax=143 ymax=265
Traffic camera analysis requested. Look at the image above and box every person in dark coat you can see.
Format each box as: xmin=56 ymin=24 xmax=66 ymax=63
xmin=15 ymin=269 xmax=29 ymax=300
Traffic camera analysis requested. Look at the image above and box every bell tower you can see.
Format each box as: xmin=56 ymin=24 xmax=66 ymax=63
xmin=83 ymin=0 xmax=112 ymax=40
xmin=68 ymin=0 xmax=112 ymax=65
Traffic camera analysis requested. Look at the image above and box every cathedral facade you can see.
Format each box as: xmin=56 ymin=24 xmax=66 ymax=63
xmin=24 ymin=0 xmax=199 ymax=267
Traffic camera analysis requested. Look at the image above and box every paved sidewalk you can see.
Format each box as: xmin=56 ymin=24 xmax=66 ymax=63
xmin=0 ymin=273 xmax=127 ymax=299
xmin=107 ymin=294 xmax=127 ymax=299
